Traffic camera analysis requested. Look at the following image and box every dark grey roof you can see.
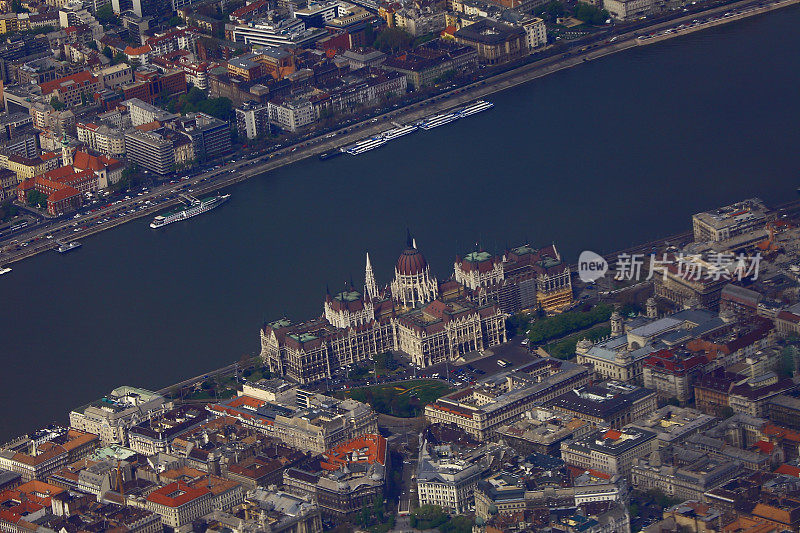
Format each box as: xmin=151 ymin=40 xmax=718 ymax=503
xmin=454 ymin=19 xmax=525 ymax=45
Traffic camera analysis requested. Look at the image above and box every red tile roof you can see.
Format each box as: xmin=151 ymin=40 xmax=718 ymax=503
xmin=776 ymin=464 xmax=800 ymax=477
xmin=124 ymin=45 xmax=152 ymax=55
xmin=146 ymin=481 xmax=210 ymax=508
xmin=39 ymin=71 xmax=98 ymax=95
xmin=753 ymin=441 xmax=774 ymax=454
xmin=48 ymin=186 xmax=80 ymax=203
xmin=320 ymin=434 xmax=387 ymax=471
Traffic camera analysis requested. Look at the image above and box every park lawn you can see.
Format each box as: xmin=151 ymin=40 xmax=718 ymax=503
xmin=344 ymin=380 xmax=454 ymax=403
xmin=544 ymin=325 xmax=611 ymax=359
xmin=339 ymin=379 xmax=454 ymax=417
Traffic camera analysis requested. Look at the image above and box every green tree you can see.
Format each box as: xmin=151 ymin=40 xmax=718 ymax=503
xmin=26 ymin=25 xmax=54 ymax=35
xmin=373 ymin=27 xmax=413 ymax=53
xmin=27 ymin=190 xmax=48 ymax=209
xmin=10 ymin=0 xmax=28 ymax=13
xmin=198 ymin=97 xmax=233 ymax=120
xmin=545 ymin=0 xmax=565 ymax=20
xmin=573 ymin=1 xmax=609 ymax=24
xmin=50 ymin=96 xmax=65 ymax=111
xmin=410 ymin=505 xmax=448 ymax=530
xmin=103 ymin=45 xmax=113 ymax=59
xmin=113 ymin=52 xmax=127 ymax=65
xmin=96 ymin=4 xmax=117 ymax=27
xmin=168 ymin=15 xmax=183 ymax=27
xmin=440 ymin=516 xmax=473 ymax=533
xmin=527 ymin=303 xmax=613 ymax=344
xmin=87 ymin=40 xmax=98 ymax=50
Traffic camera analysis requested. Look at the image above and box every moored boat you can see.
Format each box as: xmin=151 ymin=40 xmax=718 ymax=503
xmin=150 ymin=194 xmax=230 ymax=229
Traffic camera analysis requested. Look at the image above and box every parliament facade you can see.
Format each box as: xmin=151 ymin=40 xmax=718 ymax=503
xmin=260 ymin=234 xmax=572 ymax=384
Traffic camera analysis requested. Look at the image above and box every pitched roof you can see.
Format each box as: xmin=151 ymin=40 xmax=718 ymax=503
xmin=146 ymin=481 xmax=210 ymax=508
xmin=48 ymin=186 xmax=80 ymax=202
xmin=124 ymin=45 xmax=152 ymax=55
xmin=39 ymin=71 xmax=97 ymax=95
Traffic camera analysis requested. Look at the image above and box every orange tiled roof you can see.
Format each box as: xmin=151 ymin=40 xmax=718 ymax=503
xmin=134 ymin=121 xmax=161 ymax=132
xmin=753 ymin=441 xmax=774 ymax=454
xmin=39 ymin=71 xmax=97 ymax=95
xmin=764 ymin=423 xmax=800 ymax=443
xmin=124 ymin=45 xmax=152 ymax=55
xmin=320 ymin=434 xmax=386 ymax=471
xmin=146 ymin=481 xmax=210 ymax=508
xmin=48 ymin=186 xmax=80 ymax=203
xmin=227 ymin=395 xmax=266 ymax=409
xmin=776 ymin=464 xmax=800 ymax=477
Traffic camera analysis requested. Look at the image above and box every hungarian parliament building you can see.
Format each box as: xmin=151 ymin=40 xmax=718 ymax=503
xmin=260 ymin=232 xmax=573 ymax=384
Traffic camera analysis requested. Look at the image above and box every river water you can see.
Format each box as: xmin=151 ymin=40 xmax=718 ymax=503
xmin=1 ymin=6 xmax=798 ymax=442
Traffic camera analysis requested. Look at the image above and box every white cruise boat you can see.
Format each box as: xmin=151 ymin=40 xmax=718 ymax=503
xmin=418 ymin=113 xmax=459 ymax=130
xmin=0 ymin=266 xmax=11 ymax=275
xmin=344 ymin=137 xmax=387 ymax=155
xmin=57 ymin=241 xmax=82 ymax=253
xmin=381 ymin=124 xmax=418 ymax=141
xmin=456 ymin=100 xmax=494 ymax=118
xmin=150 ymin=194 xmax=230 ymax=229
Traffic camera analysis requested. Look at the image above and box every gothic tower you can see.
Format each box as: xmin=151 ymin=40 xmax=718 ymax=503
xmin=365 ymin=252 xmax=378 ymax=300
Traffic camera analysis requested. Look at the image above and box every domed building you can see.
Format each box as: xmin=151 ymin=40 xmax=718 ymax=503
xmin=260 ymin=230 xmax=508 ymax=383
xmin=391 ymin=231 xmax=438 ymax=308
xmin=283 ymin=434 xmax=387 ymax=522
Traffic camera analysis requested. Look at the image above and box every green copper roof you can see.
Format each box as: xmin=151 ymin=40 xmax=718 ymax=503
xmin=464 ymin=251 xmax=492 ymax=262
xmin=289 ymin=332 xmax=318 ymax=342
xmin=335 ymin=290 xmax=361 ymax=302
xmin=512 ymin=245 xmax=535 ymax=255
xmin=538 ymin=257 xmax=562 ymax=268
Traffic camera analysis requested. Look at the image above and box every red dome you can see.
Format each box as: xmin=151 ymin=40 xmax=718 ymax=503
xmin=396 ymin=247 xmax=428 ymax=275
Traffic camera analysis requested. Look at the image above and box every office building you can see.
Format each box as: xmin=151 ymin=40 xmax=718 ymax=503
xmin=692 ymin=198 xmax=770 ymax=243
xmin=560 ymin=427 xmax=658 ymax=480
xmin=236 ymin=101 xmax=270 ymax=139
xmin=123 ymin=98 xmax=179 ymax=127
xmin=495 ymin=407 xmax=592 ymax=456
xmin=76 ymin=122 xmax=126 ymax=157
xmin=267 ymin=97 xmax=316 ymax=132
xmin=425 ymin=358 xmax=591 ymax=441
xmin=416 ymin=439 xmax=508 ymax=514
xmin=454 ymin=18 xmax=527 ymax=64
xmin=283 ymin=434 xmax=386 ymax=521
xmin=0 ymin=429 xmax=98 ymax=482
xmin=548 ymin=381 xmax=658 ymax=429
xmin=207 ymin=382 xmax=378 ymax=454
xmin=69 ymin=386 xmax=169 ymax=445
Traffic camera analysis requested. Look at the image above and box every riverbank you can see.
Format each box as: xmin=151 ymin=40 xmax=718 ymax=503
xmin=1 ymin=3 xmax=799 ymax=443
xmin=1 ymin=0 xmax=795 ymax=266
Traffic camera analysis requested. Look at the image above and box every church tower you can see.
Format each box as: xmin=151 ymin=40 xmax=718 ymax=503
xmin=61 ymin=134 xmax=74 ymax=168
xmin=610 ymin=309 xmax=624 ymax=337
xmin=646 ymin=297 xmax=658 ymax=318
xmin=365 ymin=252 xmax=378 ymax=300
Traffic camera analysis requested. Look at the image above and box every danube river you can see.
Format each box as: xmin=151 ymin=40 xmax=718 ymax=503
xmin=1 ymin=6 xmax=799 ymax=442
